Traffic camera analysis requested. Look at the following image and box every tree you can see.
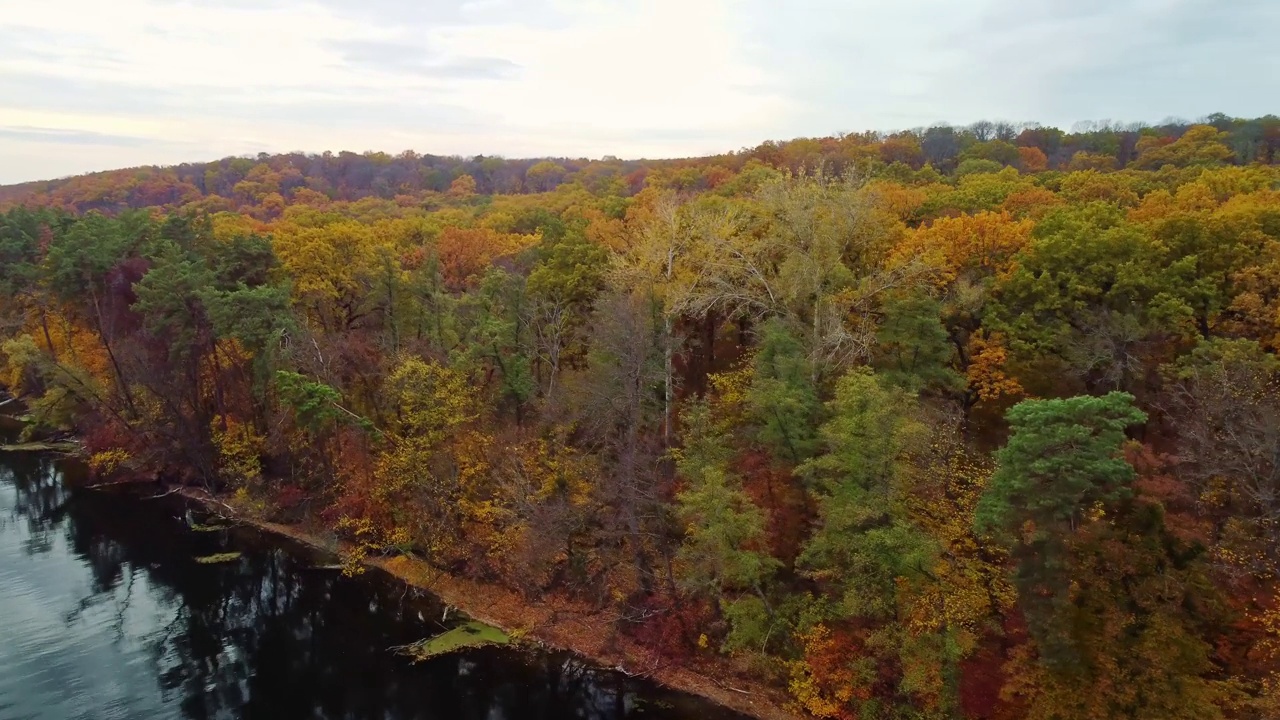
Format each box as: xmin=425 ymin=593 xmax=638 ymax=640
xmin=454 ymin=268 xmax=536 ymax=423
xmin=978 ymin=393 xmax=1147 ymax=638
xmin=43 ymin=211 xmax=150 ymax=416
xmin=1066 ymin=151 xmax=1118 ymax=172
xmin=343 ymin=356 xmax=488 ymax=565
xmin=434 ymin=226 xmax=538 ymax=292
xmin=525 ymin=228 xmax=609 ymax=404
xmin=892 ymin=210 xmax=1031 ymax=405
xmin=1132 ymin=125 xmax=1234 ymax=170
xmin=969 ymin=120 xmax=996 ymax=142
xmin=272 ymin=219 xmax=386 ymax=334
xmin=796 ymin=368 xmax=995 ymax=716
xmin=798 ymin=369 xmax=926 ymax=616
xmin=880 ymin=134 xmax=925 ymax=168
xmin=747 ymin=319 xmax=821 ymax=465
xmin=751 ymin=171 xmax=919 ymax=383
xmin=963 ymin=140 xmax=1021 ymax=167
xmin=617 ymin=191 xmax=747 ymax=442
xmin=979 ymin=393 xmax=1228 ymax=719
xmin=898 ymin=414 xmax=1013 ymax=713
xmin=872 ymin=291 xmax=964 ymax=394
xmin=956 ymin=158 xmax=1003 ymax=176
xmin=0 ymin=208 xmax=64 ymax=363
xmin=673 ymin=400 xmax=778 ymax=635
xmin=987 ymin=203 xmax=1201 ymax=394
xmin=894 ymin=210 xmax=1032 ymax=289
xmin=447 ymin=173 xmax=478 ymax=199
xmin=525 ymin=161 xmax=568 ymax=192
xmin=10 ymin=115 xmax=1280 ymax=720
xmin=571 ymin=290 xmax=671 ymax=596
xmin=1161 ymin=338 xmax=1280 ymax=576
xmin=921 ymin=125 xmax=962 ymax=171
xmin=793 ymin=368 xmax=930 ymax=716
xmin=1018 ymin=146 xmax=1049 ymax=172
xmin=130 ymin=242 xmax=223 ymax=481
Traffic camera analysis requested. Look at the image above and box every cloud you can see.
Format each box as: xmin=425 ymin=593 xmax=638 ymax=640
xmin=223 ymin=95 xmax=488 ymax=132
xmin=0 ymin=25 xmax=128 ymax=69
xmin=325 ymin=39 xmax=521 ymax=80
xmin=0 ymin=0 xmax=1276 ymax=183
xmin=1013 ymin=0 xmax=1280 ymax=124
xmin=0 ymin=126 xmax=155 ymax=147
xmin=732 ymin=0 xmax=1280 ymax=134
xmin=176 ymin=0 xmax=571 ymax=29
xmin=0 ymin=73 xmax=177 ymax=116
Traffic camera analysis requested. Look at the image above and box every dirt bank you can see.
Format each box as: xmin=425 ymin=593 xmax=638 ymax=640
xmin=175 ymin=487 xmax=804 ymax=720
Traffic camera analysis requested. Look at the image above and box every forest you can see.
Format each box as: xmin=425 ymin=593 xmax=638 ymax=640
xmin=3 ymin=113 xmax=1280 ymax=719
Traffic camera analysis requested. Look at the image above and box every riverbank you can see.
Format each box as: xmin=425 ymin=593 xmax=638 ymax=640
xmin=174 ymin=486 xmax=805 ymax=720
xmin=0 ymin=409 xmax=797 ymax=719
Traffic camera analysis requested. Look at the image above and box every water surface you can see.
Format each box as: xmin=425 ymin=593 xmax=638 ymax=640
xmin=0 ymin=444 xmax=745 ymax=720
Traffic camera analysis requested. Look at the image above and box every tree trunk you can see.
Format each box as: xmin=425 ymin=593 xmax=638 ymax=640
xmin=90 ymin=285 xmax=136 ymax=416
xmin=663 ymin=315 xmax=673 ymax=447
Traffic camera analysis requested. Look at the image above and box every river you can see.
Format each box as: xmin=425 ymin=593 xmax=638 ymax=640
xmin=0 ymin=438 xmax=749 ymax=720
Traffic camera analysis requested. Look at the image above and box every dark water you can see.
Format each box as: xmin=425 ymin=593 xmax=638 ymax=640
xmin=0 ymin=444 xmax=746 ymax=720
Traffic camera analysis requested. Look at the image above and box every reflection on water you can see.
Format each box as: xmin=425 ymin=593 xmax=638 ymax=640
xmin=0 ymin=449 xmax=744 ymax=720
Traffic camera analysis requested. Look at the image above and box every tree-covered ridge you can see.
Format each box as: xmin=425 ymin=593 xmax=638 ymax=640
xmin=3 ymin=113 xmax=1278 ymax=217
xmin=4 ymin=114 xmax=1280 ymax=719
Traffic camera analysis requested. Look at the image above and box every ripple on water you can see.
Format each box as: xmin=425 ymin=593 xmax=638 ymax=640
xmin=0 ymin=490 xmax=161 ymax=720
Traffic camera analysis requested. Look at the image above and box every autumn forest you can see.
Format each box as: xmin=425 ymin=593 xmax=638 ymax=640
xmin=4 ymin=114 xmax=1280 ymax=719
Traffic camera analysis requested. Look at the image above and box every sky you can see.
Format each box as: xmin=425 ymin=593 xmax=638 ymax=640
xmin=0 ymin=0 xmax=1277 ymax=184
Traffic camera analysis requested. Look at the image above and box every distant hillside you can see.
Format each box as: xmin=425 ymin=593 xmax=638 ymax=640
xmin=3 ymin=113 xmax=1277 ymax=215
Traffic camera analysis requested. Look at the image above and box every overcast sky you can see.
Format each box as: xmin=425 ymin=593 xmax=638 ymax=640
xmin=1 ymin=0 xmax=1277 ymax=184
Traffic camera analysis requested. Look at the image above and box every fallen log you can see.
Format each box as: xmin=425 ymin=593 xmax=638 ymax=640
xmin=0 ymin=441 xmax=80 ymax=453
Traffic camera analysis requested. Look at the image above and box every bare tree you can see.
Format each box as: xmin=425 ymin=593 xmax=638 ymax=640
xmin=993 ymin=121 xmax=1018 ymax=142
xmin=570 ymin=290 xmax=675 ymax=599
xmin=1161 ymin=340 xmax=1280 ymax=576
xmin=969 ymin=120 xmax=996 ymax=142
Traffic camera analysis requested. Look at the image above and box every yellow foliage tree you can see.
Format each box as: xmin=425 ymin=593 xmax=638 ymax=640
xmin=892 ymin=210 xmax=1032 ymax=289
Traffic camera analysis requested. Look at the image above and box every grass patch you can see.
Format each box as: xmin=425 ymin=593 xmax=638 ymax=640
xmin=394 ymin=620 xmax=511 ymax=661
xmin=194 ymin=552 xmax=242 ymax=564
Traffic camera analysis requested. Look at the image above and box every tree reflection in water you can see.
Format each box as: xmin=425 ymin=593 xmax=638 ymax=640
xmin=0 ymin=453 xmax=743 ymax=720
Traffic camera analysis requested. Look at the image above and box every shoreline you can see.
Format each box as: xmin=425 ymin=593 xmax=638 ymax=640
xmin=173 ymin=486 xmax=805 ymax=720
xmin=0 ymin=406 xmax=800 ymax=720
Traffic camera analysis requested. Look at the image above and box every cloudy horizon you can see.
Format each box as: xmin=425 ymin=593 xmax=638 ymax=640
xmin=0 ymin=0 xmax=1277 ymax=185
